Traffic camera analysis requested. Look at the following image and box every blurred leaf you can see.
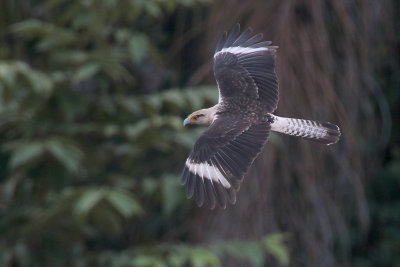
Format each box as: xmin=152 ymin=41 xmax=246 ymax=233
xmin=217 ymin=241 xmax=264 ymax=267
xmin=129 ymin=34 xmax=149 ymax=62
xmin=19 ymin=67 xmax=53 ymax=95
xmin=11 ymin=19 xmax=71 ymax=39
xmin=188 ymin=248 xmax=221 ymax=267
xmin=107 ymin=189 xmax=143 ymax=217
xmin=73 ymin=62 xmax=100 ymax=82
xmin=0 ymin=61 xmax=53 ymax=95
xmin=0 ymin=62 xmax=17 ymax=86
xmin=115 ymin=96 xmax=141 ymax=114
xmin=132 ymin=255 xmax=167 ymax=267
xmin=7 ymin=141 xmax=44 ymax=169
xmin=45 ymin=139 xmax=83 ymax=173
xmin=124 ymin=120 xmax=150 ymax=139
xmin=261 ymin=233 xmax=290 ymax=266
xmin=52 ymin=50 xmax=88 ymax=64
xmin=73 ymin=189 xmax=104 ymax=217
xmin=141 ymin=177 xmax=158 ymax=195
xmin=162 ymin=89 xmax=187 ymax=108
xmin=161 ymin=175 xmax=183 ymax=215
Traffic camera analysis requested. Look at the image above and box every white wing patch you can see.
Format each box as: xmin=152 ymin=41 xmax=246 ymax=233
xmin=216 ymin=81 xmax=223 ymax=103
xmin=185 ymin=159 xmax=231 ymax=188
xmin=214 ymin=46 xmax=269 ymax=58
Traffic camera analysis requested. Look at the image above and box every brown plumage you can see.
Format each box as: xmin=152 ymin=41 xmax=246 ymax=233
xmin=182 ymin=24 xmax=340 ymax=209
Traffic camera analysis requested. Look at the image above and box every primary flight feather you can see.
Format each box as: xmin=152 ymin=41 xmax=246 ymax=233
xmin=181 ymin=24 xmax=340 ymax=209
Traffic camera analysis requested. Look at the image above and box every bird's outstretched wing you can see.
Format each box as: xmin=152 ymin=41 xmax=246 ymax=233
xmin=181 ymin=116 xmax=270 ymax=209
xmin=214 ymin=24 xmax=279 ymax=112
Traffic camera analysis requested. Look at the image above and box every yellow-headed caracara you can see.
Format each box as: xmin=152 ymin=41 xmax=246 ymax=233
xmin=181 ymin=24 xmax=340 ymax=209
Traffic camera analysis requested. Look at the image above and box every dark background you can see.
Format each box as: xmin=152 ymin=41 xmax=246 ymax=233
xmin=0 ymin=0 xmax=398 ymax=266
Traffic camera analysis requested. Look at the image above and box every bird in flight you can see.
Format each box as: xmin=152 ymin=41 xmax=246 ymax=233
xmin=181 ymin=24 xmax=340 ymax=209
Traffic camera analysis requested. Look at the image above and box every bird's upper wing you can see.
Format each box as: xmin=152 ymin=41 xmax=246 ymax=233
xmin=181 ymin=115 xmax=270 ymax=209
xmin=213 ymin=24 xmax=279 ymax=112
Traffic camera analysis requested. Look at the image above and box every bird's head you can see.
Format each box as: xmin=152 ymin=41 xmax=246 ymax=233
xmin=183 ymin=107 xmax=217 ymax=127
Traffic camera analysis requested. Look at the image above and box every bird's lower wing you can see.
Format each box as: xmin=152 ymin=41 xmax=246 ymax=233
xmin=181 ymin=119 xmax=270 ymax=209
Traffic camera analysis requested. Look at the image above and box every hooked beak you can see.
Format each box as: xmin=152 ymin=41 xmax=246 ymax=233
xmin=183 ymin=118 xmax=191 ymax=126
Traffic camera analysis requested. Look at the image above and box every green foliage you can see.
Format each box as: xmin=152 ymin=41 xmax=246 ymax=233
xmin=62 ymin=235 xmax=288 ymax=267
xmin=212 ymin=233 xmax=289 ymax=266
xmin=0 ymin=0 xmax=288 ymax=266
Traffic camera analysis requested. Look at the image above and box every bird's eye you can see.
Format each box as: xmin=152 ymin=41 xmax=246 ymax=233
xmin=192 ymin=116 xmax=198 ymax=120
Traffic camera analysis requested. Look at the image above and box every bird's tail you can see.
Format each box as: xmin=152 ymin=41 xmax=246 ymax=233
xmin=269 ymin=115 xmax=341 ymax=145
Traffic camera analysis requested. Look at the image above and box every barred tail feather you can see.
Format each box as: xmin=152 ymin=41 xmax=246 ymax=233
xmin=270 ymin=115 xmax=341 ymax=145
